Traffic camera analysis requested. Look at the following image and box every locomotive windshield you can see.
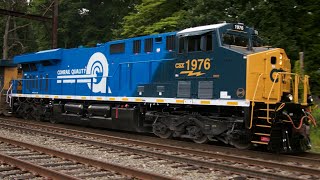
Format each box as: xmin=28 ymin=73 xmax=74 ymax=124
xmin=222 ymin=31 xmax=265 ymax=49
xmin=222 ymin=32 xmax=249 ymax=47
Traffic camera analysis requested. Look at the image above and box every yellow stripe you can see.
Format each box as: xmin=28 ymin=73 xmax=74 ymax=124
xmin=45 ymin=96 xmax=49 ymax=98
xmin=18 ymin=94 xmax=22 ymax=97
xmin=109 ymin=98 xmax=115 ymax=101
xmin=156 ymin=99 xmax=164 ymax=103
xmin=256 ymin=124 xmax=271 ymax=128
xmin=176 ymin=99 xmax=184 ymax=103
xmin=135 ymin=98 xmax=143 ymax=102
xmin=200 ymin=100 xmax=210 ymax=105
xmin=54 ymin=96 xmax=59 ymax=98
xmin=258 ymin=117 xmax=271 ymax=119
xmin=227 ymin=101 xmax=238 ymax=106
xmin=66 ymin=96 xmax=72 ymax=99
xmin=254 ymin=133 xmax=270 ymax=136
xmin=81 ymin=97 xmax=86 ymax=100
xmin=122 ymin=98 xmax=128 ymax=101
xmin=96 ymin=97 xmax=103 ymax=100
xmin=251 ymin=141 xmax=268 ymax=145
xmin=35 ymin=95 xmax=40 ymax=98
xmin=259 ymin=109 xmax=275 ymax=111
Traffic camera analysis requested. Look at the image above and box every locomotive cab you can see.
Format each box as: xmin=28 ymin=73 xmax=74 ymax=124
xmin=173 ymin=23 xmax=314 ymax=152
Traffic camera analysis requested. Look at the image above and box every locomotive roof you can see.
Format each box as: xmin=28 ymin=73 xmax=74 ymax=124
xmin=177 ymin=22 xmax=227 ymax=36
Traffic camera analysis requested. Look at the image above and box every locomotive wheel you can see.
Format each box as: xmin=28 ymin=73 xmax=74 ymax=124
xmin=189 ymin=126 xmax=209 ymax=144
xmin=229 ymin=130 xmax=252 ymax=149
xmin=193 ymin=135 xmax=209 ymax=144
xmin=230 ymin=135 xmax=252 ymax=149
xmin=50 ymin=118 xmax=57 ymax=124
xmin=15 ymin=103 xmax=25 ymax=118
xmin=153 ymin=122 xmax=172 ymax=139
xmin=232 ymin=141 xmax=252 ymax=150
xmin=22 ymin=103 xmax=32 ymax=120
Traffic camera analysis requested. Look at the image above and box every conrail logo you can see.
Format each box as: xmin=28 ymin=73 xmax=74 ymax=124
xmin=56 ymin=52 xmax=109 ymax=93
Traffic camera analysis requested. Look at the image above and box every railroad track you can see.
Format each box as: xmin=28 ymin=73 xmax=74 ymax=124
xmin=0 ymin=132 xmax=173 ymax=179
xmin=0 ymin=117 xmax=319 ymax=180
xmin=0 ymin=162 xmax=45 ymax=179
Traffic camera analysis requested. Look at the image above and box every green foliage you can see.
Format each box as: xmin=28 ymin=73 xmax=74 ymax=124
xmin=310 ymin=108 xmax=320 ymax=152
xmin=118 ymin=0 xmax=183 ymax=38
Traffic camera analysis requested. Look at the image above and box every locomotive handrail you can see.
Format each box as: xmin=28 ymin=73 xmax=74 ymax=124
xmin=267 ymin=72 xmax=298 ymax=123
xmin=303 ymin=75 xmax=310 ymax=106
xmin=0 ymin=85 xmax=6 ymax=108
xmin=266 ymin=72 xmax=310 ymax=123
xmin=6 ymin=83 xmax=13 ymax=107
xmin=266 ymin=73 xmax=281 ymax=124
xmin=268 ymin=72 xmax=309 ymax=103
xmin=249 ymin=73 xmax=264 ymax=129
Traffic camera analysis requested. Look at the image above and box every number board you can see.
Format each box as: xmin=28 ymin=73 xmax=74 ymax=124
xmin=233 ymin=24 xmax=245 ymax=31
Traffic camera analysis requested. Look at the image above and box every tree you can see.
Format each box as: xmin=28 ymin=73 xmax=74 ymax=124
xmin=116 ymin=0 xmax=184 ymax=38
xmin=1 ymin=0 xmax=30 ymax=60
xmin=56 ymin=0 xmax=139 ymax=48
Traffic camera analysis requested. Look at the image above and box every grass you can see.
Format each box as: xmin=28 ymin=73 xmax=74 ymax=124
xmin=310 ymin=107 xmax=320 ymax=153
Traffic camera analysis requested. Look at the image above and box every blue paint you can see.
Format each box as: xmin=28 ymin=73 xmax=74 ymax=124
xmin=12 ymin=23 xmax=264 ymax=101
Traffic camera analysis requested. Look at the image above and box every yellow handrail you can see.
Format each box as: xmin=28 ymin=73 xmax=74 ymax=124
xmin=267 ymin=71 xmax=310 ymax=106
xmin=250 ymin=71 xmax=310 ymax=129
xmin=249 ymin=73 xmax=264 ymax=129
xmin=303 ymin=75 xmax=309 ymax=105
xmin=267 ymin=73 xmax=280 ymax=102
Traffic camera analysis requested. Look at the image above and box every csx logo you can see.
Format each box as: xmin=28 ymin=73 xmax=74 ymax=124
xmin=270 ymin=68 xmax=286 ymax=83
xmin=175 ymin=63 xmax=185 ymax=68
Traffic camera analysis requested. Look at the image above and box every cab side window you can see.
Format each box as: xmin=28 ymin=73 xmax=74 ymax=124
xmin=205 ymin=34 xmax=213 ymax=51
xmin=178 ymin=37 xmax=186 ymax=53
xmin=182 ymin=33 xmax=213 ymax=53
xmin=188 ymin=35 xmax=201 ymax=52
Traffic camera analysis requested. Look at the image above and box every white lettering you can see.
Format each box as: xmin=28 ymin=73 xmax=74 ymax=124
xmin=234 ymin=24 xmax=244 ymax=31
xmin=56 ymin=52 xmax=109 ymax=94
xmin=57 ymin=68 xmax=87 ymax=75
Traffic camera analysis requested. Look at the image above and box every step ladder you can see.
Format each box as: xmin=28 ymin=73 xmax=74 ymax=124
xmin=251 ymin=103 xmax=275 ymax=145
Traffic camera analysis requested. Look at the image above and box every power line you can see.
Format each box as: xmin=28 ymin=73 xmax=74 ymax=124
xmin=0 ymin=8 xmax=52 ymax=22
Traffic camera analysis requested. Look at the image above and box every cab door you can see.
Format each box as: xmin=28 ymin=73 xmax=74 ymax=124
xmin=263 ymin=50 xmax=281 ymax=101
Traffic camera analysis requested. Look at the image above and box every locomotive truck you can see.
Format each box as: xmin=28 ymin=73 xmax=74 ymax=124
xmin=8 ymin=22 xmax=316 ymax=153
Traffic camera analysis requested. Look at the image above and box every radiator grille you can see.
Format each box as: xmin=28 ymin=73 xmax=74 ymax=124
xmin=198 ymin=81 xmax=213 ymax=99
xmin=177 ymin=81 xmax=191 ymax=98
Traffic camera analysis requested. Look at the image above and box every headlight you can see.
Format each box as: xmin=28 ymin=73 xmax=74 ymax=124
xmin=307 ymin=95 xmax=313 ymax=104
xmin=287 ymin=94 xmax=293 ymax=101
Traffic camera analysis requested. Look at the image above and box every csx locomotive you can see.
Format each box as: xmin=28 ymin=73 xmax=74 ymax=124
xmin=9 ymin=23 xmax=316 ymax=152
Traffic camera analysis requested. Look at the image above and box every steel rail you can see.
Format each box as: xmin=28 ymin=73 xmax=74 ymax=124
xmin=0 ymin=136 xmax=174 ymax=180
xmin=2 ymin=118 xmax=319 ymax=166
xmin=0 ymin=153 xmax=78 ymax=180
xmin=0 ymin=122 xmax=317 ymax=179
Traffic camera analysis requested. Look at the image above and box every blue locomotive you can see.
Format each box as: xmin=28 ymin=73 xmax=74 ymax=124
xmin=9 ymin=23 xmax=316 ymax=152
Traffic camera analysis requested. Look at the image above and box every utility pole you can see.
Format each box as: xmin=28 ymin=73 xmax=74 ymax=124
xmin=52 ymin=0 xmax=58 ymax=49
xmin=299 ymin=52 xmax=304 ymax=76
